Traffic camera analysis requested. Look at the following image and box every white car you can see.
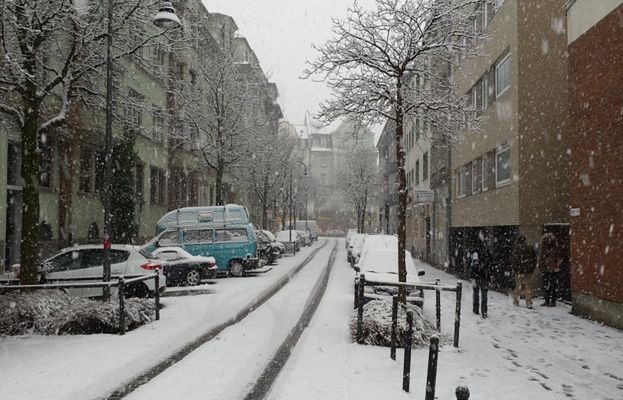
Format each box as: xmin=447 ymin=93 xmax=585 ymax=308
xmin=345 ymin=228 xmax=358 ymax=247
xmin=151 ymin=247 xmax=217 ymax=286
xmin=275 ymin=230 xmax=302 ymax=252
xmin=33 ymin=244 xmax=166 ymax=298
xmin=347 ymin=233 xmax=367 ymax=264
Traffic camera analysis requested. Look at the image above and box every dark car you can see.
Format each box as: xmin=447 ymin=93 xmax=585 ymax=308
xmin=255 ymin=230 xmax=282 ymax=265
xmin=152 ymin=247 xmax=217 ymax=286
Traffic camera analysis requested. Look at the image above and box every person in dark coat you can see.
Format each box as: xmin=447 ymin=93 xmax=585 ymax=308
xmin=470 ymin=246 xmax=492 ymax=318
xmin=511 ymin=235 xmax=537 ymax=308
xmin=539 ymin=232 xmax=562 ymax=307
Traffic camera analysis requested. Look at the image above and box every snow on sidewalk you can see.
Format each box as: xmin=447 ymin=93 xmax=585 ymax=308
xmin=268 ymin=243 xmax=623 ymax=400
xmin=0 ymin=242 xmax=325 ymax=400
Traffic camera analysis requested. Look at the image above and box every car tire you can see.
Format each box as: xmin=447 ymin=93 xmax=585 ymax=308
xmin=185 ymin=269 xmax=201 ymax=286
xmin=126 ymin=282 xmax=150 ymax=298
xmin=228 ymin=260 xmax=244 ymax=277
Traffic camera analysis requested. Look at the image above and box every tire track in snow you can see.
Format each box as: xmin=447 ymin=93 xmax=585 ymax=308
xmin=105 ymin=241 xmax=329 ymax=400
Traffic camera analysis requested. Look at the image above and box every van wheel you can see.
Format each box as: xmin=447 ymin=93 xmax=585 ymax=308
xmin=228 ymin=261 xmax=244 ymax=277
xmin=185 ymin=269 xmax=201 ymax=286
xmin=126 ymin=282 xmax=149 ymax=298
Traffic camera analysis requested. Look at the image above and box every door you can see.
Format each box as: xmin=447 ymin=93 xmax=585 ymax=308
xmin=80 ymin=249 xmax=130 ymax=298
xmin=211 ymin=228 xmax=252 ymax=272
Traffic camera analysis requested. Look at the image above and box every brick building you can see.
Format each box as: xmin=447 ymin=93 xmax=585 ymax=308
xmin=566 ymin=0 xmax=623 ymax=329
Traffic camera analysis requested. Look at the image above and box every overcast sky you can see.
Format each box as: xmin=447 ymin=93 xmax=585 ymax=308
xmin=202 ymin=0 xmax=378 ymax=131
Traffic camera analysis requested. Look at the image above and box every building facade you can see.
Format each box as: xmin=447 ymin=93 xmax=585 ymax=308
xmin=377 ymin=121 xmax=397 ymax=235
xmin=449 ymin=0 xmax=570 ymax=286
xmin=566 ymin=0 xmax=623 ymax=329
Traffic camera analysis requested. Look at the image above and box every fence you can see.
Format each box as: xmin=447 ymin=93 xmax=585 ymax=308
xmin=0 ymin=272 xmax=160 ymax=335
xmin=354 ymin=273 xmax=463 ymax=347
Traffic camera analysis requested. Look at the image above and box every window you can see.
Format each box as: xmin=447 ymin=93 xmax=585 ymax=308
xmin=94 ymin=152 xmax=105 ymax=193
xmin=483 ymin=150 xmax=496 ymax=190
xmin=414 ymin=160 xmax=420 ymax=185
xmin=496 ymin=53 xmax=511 ymax=98
xmin=472 ymin=157 xmax=483 ymax=194
xmin=127 ymin=89 xmax=144 ymax=127
xmin=81 ymin=249 xmax=103 ymax=269
xmin=39 ymin=138 xmax=52 ymax=188
xmin=496 ymin=146 xmax=511 ymax=185
xmin=7 ymin=142 xmax=21 ymax=186
xmin=456 ymin=168 xmax=465 ymax=198
xmin=481 ymin=76 xmax=489 ymax=110
xmin=48 ymin=250 xmax=81 ymax=272
xmin=423 ymin=152 xmax=429 ymax=181
xmin=136 ymin=162 xmax=144 ymax=210
xmin=474 ymin=80 xmax=483 ymax=112
xmin=79 ymin=149 xmax=93 ymax=193
xmin=215 ymin=228 xmax=248 ymax=242
xmin=87 ymin=222 xmax=99 ymax=242
xmin=158 ymin=230 xmax=180 ymax=245
xmin=150 ymin=166 xmax=166 ymax=205
xmin=152 ymin=105 xmax=165 ymax=141
xmin=486 ymin=67 xmax=496 ymax=106
xmin=184 ymin=229 xmax=213 ymax=244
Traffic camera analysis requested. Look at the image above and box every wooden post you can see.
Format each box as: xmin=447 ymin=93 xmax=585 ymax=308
xmin=391 ymin=295 xmax=398 ymax=360
xmin=454 ymin=281 xmax=462 ymax=348
xmin=425 ymin=336 xmax=440 ymax=400
xmin=435 ymin=278 xmax=441 ymax=332
xmin=402 ymin=310 xmax=413 ymax=392
xmin=118 ymin=277 xmax=125 ymax=335
xmin=356 ymin=274 xmax=365 ymax=344
xmin=154 ymin=271 xmax=160 ymax=321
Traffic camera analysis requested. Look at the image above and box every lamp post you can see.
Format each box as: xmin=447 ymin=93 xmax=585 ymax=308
xmin=102 ymin=1 xmax=181 ymax=301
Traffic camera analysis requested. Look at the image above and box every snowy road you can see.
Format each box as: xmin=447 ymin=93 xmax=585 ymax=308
xmin=125 ymin=240 xmax=338 ymax=400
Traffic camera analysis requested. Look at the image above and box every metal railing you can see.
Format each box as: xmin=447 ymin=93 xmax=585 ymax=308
xmin=0 ymin=272 xmax=161 ymax=335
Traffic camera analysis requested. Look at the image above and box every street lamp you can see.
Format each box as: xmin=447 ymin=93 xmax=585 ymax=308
xmin=102 ymin=1 xmax=181 ymax=300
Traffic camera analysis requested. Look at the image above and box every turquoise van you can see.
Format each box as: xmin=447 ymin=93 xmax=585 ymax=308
xmin=144 ymin=224 xmax=259 ymax=277
xmin=156 ymin=205 xmax=250 ymax=233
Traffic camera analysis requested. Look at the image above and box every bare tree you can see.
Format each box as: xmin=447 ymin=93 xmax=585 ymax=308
xmin=337 ymin=149 xmax=379 ymax=234
xmin=305 ymin=0 xmax=483 ymax=301
xmin=0 ymin=0 xmax=176 ymax=283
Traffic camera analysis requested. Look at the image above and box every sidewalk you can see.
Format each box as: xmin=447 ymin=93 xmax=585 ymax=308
xmin=268 ymin=252 xmax=623 ymax=400
xmin=0 ymin=243 xmax=325 ymax=400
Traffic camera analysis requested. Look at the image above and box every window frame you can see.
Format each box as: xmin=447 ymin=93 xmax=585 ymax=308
xmin=495 ymin=145 xmax=512 ymax=187
xmin=472 ymin=157 xmax=483 ymax=195
xmin=496 ymin=53 xmax=511 ymax=98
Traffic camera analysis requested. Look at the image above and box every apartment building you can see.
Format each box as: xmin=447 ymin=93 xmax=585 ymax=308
xmin=566 ymin=0 xmax=623 ymax=329
xmin=377 ymin=120 xmax=397 ymax=235
xmin=450 ymin=0 xmax=569 ymax=281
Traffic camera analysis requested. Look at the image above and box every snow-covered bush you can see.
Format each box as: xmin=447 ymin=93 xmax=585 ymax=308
xmin=349 ymin=299 xmax=441 ymax=348
xmin=0 ymin=291 xmax=155 ymax=335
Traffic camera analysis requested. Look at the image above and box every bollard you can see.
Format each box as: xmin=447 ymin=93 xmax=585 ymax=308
xmin=154 ymin=270 xmax=160 ymax=321
xmin=424 ymin=336 xmax=440 ymax=400
xmin=454 ymin=281 xmax=462 ymax=348
xmin=455 ymin=385 xmax=470 ymax=399
xmin=435 ymin=278 xmax=441 ymax=332
xmin=390 ymin=296 xmax=398 ymax=360
xmin=118 ymin=277 xmax=125 ymax=335
xmin=402 ymin=310 xmax=413 ymax=392
xmin=356 ymin=274 xmax=365 ymax=343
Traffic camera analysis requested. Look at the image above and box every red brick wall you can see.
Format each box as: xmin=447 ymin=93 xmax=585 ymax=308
xmin=568 ymin=5 xmax=623 ymax=304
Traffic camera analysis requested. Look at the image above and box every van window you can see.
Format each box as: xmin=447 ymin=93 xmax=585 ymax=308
xmin=185 ymin=229 xmax=213 ymax=243
xmin=159 ymin=230 xmax=180 ymax=244
xmin=215 ymin=228 xmax=248 ymax=242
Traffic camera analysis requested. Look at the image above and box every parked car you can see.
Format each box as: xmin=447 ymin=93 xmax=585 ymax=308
xmin=13 ymin=245 xmax=167 ymax=298
xmin=143 ymin=224 xmax=260 ymax=277
xmin=297 ymin=230 xmax=312 ymax=246
xmin=347 ymin=233 xmax=367 ymax=265
xmin=151 ymin=247 xmax=217 ymax=286
xmin=275 ymin=230 xmax=301 ymax=253
xmin=325 ymin=229 xmax=345 ymax=237
xmin=295 ymin=220 xmax=319 ymax=241
xmin=261 ymin=230 xmax=285 ymax=255
xmin=255 ymin=230 xmax=282 ymax=265
xmin=345 ymin=228 xmax=358 ymax=247
xmin=354 ymin=235 xmax=425 ymax=306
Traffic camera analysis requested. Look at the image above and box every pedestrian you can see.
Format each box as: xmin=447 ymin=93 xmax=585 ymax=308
xmin=510 ymin=235 xmax=537 ymax=309
xmin=538 ymin=232 xmax=562 ymax=307
xmin=470 ymin=247 xmax=492 ymax=318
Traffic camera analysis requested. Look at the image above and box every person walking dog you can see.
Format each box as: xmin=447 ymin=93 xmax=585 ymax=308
xmin=511 ymin=236 xmax=537 ymax=308
xmin=470 ymin=247 xmax=492 ymax=318
xmin=539 ymin=232 xmax=562 ymax=307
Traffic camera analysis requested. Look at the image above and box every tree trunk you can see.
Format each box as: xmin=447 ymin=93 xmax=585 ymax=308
xmin=19 ymin=96 xmax=41 ymax=285
xmin=215 ymin=158 xmax=224 ymax=206
xmin=395 ymin=79 xmax=407 ymax=303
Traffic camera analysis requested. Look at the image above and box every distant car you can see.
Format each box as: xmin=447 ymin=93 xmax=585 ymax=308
xmin=295 ymin=220 xmax=319 ymax=241
xmin=15 ymin=245 xmax=167 ymax=298
xmin=255 ymin=230 xmax=282 ymax=264
xmin=275 ymin=230 xmax=301 ymax=253
xmin=261 ymin=230 xmax=285 ymax=255
xmin=296 ymin=230 xmax=311 ymax=246
xmin=325 ymin=229 xmax=346 ymax=237
xmin=345 ymin=228 xmax=358 ymax=247
xmin=151 ymin=247 xmax=217 ymax=286
xmin=354 ymin=235 xmax=425 ymax=306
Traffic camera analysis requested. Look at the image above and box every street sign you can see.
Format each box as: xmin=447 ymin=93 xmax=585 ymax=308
xmin=414 ymin=190 xmax=434 ymax=203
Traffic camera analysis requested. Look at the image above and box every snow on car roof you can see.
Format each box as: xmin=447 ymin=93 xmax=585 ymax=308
xmin=357 ymin=248 xmax=416 ymax=276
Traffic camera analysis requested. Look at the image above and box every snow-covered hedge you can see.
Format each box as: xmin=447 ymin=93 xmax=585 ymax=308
xmin=349 ymin=299 xmax=441 ymax=347
xmin=0 ymin=290 xmax=155 ymax=335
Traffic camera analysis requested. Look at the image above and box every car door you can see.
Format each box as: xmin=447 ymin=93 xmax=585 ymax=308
xmin=43 ymin=249 xmax=83 ymax=296
xmin=80 ymin=249 xmax=129 ymax=298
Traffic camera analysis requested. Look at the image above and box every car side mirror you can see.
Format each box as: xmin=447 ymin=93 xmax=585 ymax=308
xmin=418 ymin=270 xmax=425 ymax=276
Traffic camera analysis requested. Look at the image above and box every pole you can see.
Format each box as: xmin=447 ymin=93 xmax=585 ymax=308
xmin=435 ymin=278 xmax=441 ymax=331
xmin=425 ymin=336 xmax=440 ymax=400
xmin=102 ymin=0 xmax=114 ymax=301
xmin=356 ymin=274 xmax=365 ymax=343
xmin=118 ymin=276 xmax=125 ymax=335
xmin=154 ymin=270 xmax=160 ymax=320
xmin=289 ymin=169 xmax=292 ymax=244
xmin=402 ymin=310 xmax=413 ymax=392
xmin=454 ymin=281 xmax=463 ymax=348
xmin=391 ymin=295 xmax=398 ymax=360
